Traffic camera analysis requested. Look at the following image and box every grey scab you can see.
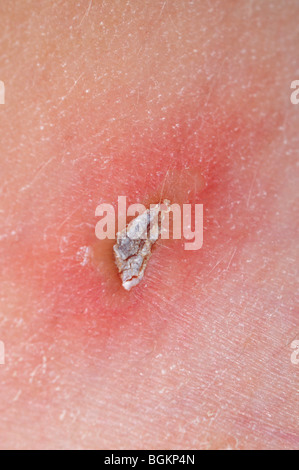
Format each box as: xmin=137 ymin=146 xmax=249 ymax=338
xmin=113 ymin=200 xmax=170 ymax=291
xmin=115 ymin=237 xmax=141 ymax=260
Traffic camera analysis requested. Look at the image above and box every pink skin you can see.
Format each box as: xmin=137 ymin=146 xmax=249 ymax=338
xmin=0 ymin=0 xmax=298 ymax=450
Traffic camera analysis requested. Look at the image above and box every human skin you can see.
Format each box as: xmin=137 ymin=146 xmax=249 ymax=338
xmin=0 ymin=0 xmax=298 ymax=450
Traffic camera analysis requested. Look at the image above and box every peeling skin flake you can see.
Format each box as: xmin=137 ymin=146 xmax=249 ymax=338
xmin=113 ymin=200 xmax=170 ymax=291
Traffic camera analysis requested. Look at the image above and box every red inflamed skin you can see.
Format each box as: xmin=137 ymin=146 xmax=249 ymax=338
xmin=0 ymin=0 xmax=298 ymax=450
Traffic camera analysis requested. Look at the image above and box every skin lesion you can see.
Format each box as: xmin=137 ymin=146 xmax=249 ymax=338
xmin=113 ymin=200 xmax=170 ymax=290
xmin=91 ymin=167 xmax=206 ymax=294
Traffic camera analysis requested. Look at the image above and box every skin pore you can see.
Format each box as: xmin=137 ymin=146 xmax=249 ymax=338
xmin=0 ymin=0 xmax=298 ymax=449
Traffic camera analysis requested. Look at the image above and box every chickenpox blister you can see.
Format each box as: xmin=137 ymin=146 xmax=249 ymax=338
xmin=113 ymin=200 xmax=170 ymax=291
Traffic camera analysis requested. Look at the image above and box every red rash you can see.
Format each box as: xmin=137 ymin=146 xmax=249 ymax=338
xmin=2 ymin=100 xmax=282 ymax=351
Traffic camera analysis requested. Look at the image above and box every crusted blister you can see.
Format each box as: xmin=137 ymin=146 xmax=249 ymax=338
xmin=113 ymin=200 xmax=170 ymax=290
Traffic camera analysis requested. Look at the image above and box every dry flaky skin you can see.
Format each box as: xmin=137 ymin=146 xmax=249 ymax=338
xmin=113 ymin=200 xmax=170 ymax=290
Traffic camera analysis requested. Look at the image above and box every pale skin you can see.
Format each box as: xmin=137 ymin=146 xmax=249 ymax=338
xmin=0 ymin=0 xmax=298 ymax=450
